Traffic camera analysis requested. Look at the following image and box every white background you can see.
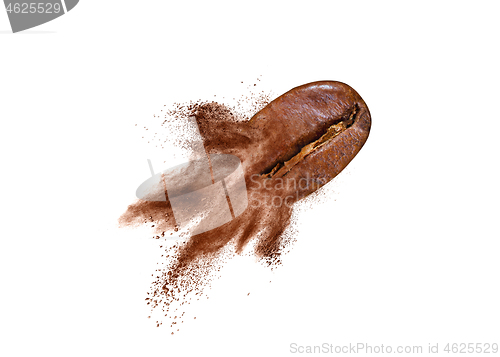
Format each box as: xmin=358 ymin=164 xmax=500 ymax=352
xmin=1 ymin=1 xmax=499 ymax=356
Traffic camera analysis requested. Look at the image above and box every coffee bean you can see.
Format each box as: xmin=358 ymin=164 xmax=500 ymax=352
xmin=205 ymin=81 xmax=371 ymax=202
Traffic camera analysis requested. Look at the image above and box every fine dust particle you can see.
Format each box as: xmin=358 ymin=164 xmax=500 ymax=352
xmin=247 ymin=293 xmax=250 ymax=296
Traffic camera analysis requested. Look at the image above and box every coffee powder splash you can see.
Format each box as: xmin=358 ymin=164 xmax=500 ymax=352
xmin=119 ymin=81 xmax=339 ymax=332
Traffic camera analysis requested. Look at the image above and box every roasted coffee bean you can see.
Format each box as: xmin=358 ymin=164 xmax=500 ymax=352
xmin=202 ymin=81 xmax=371 ymax=202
